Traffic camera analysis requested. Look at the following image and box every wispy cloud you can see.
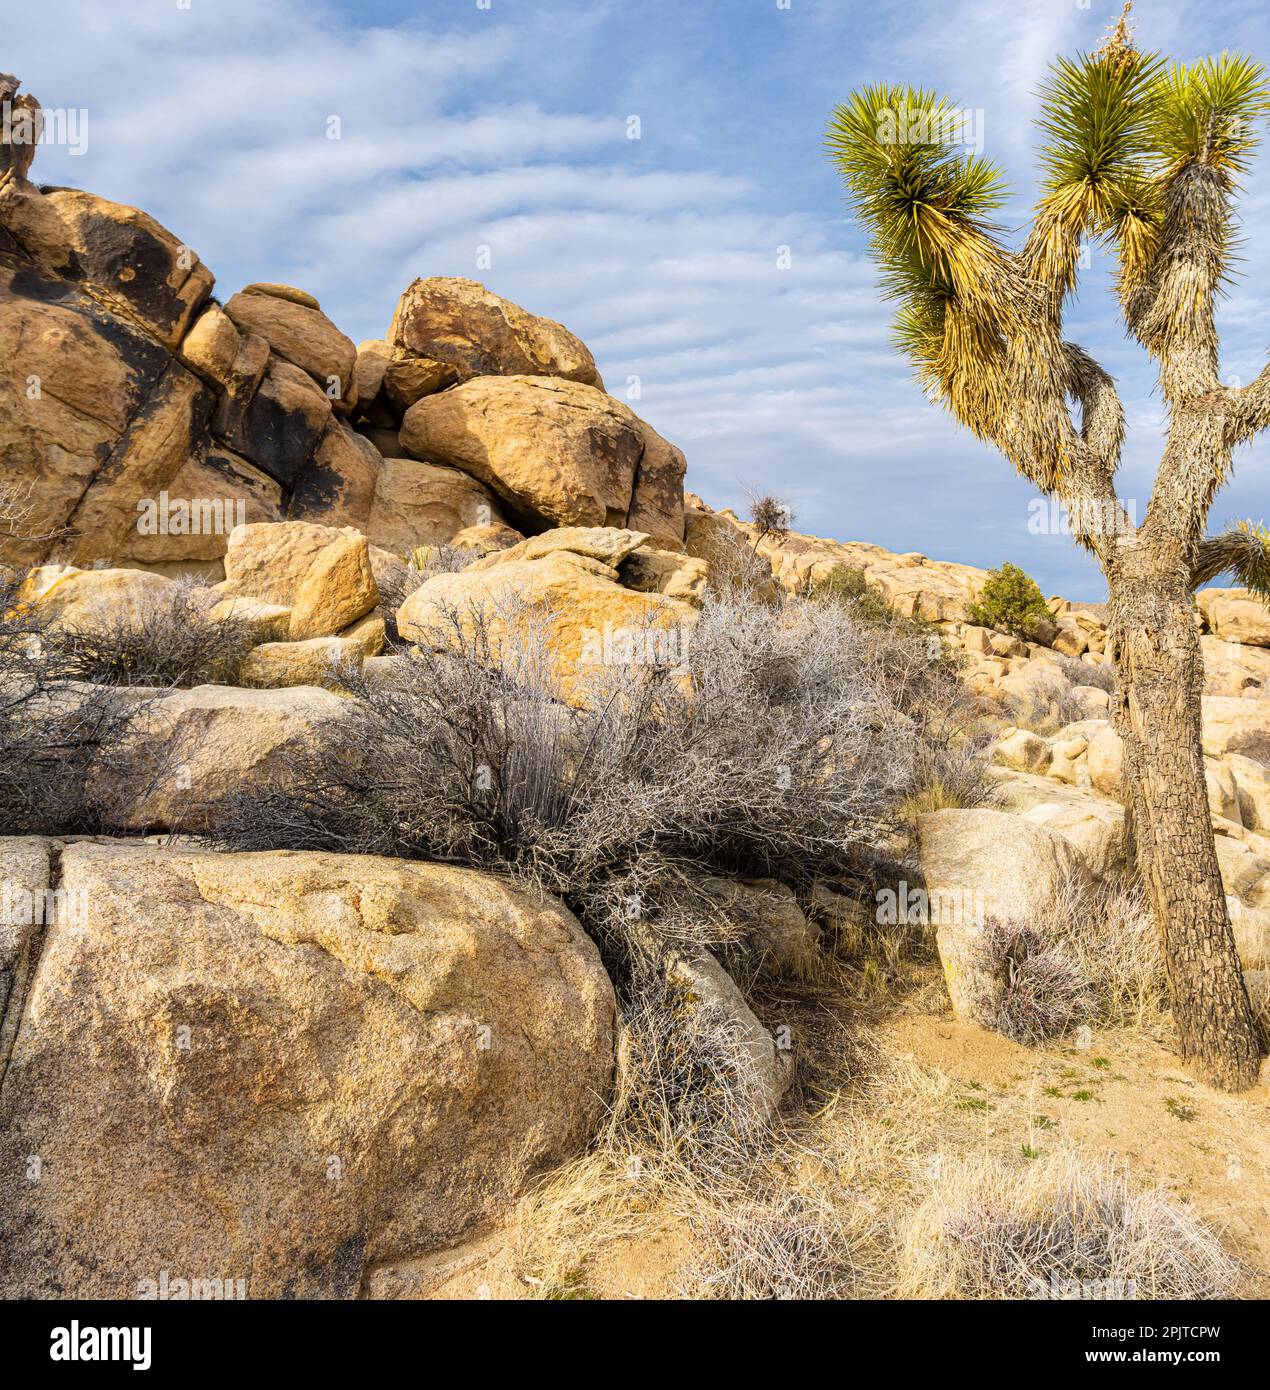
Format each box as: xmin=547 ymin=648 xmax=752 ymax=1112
xmin=9 ymin=0 xmax=1270 ymax=600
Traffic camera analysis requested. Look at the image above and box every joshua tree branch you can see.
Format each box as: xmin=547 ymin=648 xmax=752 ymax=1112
xmin=1191 ymin=524 xmax=1270 ymax=595
xmin=1054 ymin=343 xmax=1134 ymax=560
xmin=1223 ymin=360 xmax=1270 ymax=447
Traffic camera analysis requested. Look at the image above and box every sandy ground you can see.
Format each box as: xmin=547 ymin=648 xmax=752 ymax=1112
xmin=366 ymin=973 xmax=1270 ymax=1300
xmin=884 ymin=1015 xmax=1270 ymax=1289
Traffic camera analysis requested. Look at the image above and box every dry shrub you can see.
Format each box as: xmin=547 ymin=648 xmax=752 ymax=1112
xmin=895 ymin=1149 xmax=1245 ymax=1300
xmin=1054 ymin=651 xmax=1116 ymax=694
xmin=675 ymin=1187 xmax=863 ymax=1299
xmin=963 ymin=876 xmax=1165 ymax=1045
xmin=515 ymin=972 xmax=870 ymax=1299
xmin=0 ymin=567 xmax=169 ymax=833
xmin=971 ymin=917 xmax=1093 ymax=1045
xmin=746 ymin=492 xmax=793 ymax=547
xmin=513 ymin=966 xmax=777 ymax=1290
xmin=610 ymin=961 xmax=778 ymax=1176
xmin=0 ymin=681 xmax=149 ymax=834
xmin=1058 ymin=879 xmax=1167 ymax=1029
xmin=407 ymin=542 xmax=482 ymax=578
xmin=1005 ymin=683 xmax=1093 ymax=737
xmin=213 ymin=590 xmax=965 ymax=952
xmin=53 ymin=577 xmax=257 ymax=688
xmin=207 ymin=583 xmax=1017 ymax=1294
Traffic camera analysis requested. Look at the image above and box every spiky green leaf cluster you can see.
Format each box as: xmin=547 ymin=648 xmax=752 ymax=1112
xmin=1148 ymin=55 xmax=1270 ymax=182
xmin=1035 ymin=50 xmax=1162 ymax=228
xmin=826 ymin=85 xmax=1010 ymax=312
xmin=826 ymin=84 xmax=1019 ymax=433
xmin=1193 ymin=520 xmax=1270 ymax=598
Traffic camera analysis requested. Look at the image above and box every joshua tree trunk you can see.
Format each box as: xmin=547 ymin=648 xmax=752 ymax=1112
xmin=1107 ymin=548 xmax=1261 ymax=1090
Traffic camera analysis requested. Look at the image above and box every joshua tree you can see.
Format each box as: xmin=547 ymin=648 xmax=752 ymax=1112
xmin=827 ymin=3 xmax=1270 ymax=1089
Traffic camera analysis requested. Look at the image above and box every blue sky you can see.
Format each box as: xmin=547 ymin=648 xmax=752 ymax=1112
xmin=10 ymin=0 xmax=1270 ymax=599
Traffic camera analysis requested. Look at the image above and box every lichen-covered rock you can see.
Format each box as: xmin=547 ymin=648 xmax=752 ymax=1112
xmin=0 ymin=841 xmax=615 ymax=1299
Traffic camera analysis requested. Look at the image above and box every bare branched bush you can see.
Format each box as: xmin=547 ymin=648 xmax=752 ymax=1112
xmin=0 ymin=567 xmax=161 ymax=833
xmin=213 ymin=590 xmax=962 ymax=932
xmin=746 ymin=492 xmax=793 ymax=549
xmin=971 ymin=917 xmax=1093 ymax=1044
xmin=1004 ymin=682 xmax=1093 ymax=737
xmin=896 ymin=1150 xmax=1245 ymax=1300
xmin=407 ymin=542 xmax=482 ymax=581
xmin=964 ymin=876 xmax=1165 ymax=1045
xmin=612 ymin=960 xmax=777 ymax=1174
xmin=1054 ymin=651 xmax=1116 ymax=694
xmin=52 ymin=578 xmax=258 ymax=688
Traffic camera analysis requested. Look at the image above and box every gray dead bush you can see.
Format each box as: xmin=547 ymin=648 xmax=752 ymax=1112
xmin=213 ymin=590 xmax=963 ymax=927
xmin=971 ymin=917 xmax=1094 ymax=1045
xmin=965 ymin=876 xmax=1165 ymax=1045
xmin=896 ymin=1150 xmax=1244 ymax=1300
xmin=0 ymin=567 xmax=164 ymax=833
xmin=1054 ymin=651 xmax=1116 ymax=694
xmin=53 ymin=577 xmax=258 ymax=689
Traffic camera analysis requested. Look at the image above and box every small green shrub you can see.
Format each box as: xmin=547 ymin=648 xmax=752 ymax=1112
xmin=810 ymin=564 xmax=898 ymax=626
xmin=968 ymin=561 xmax=1053 ymax=640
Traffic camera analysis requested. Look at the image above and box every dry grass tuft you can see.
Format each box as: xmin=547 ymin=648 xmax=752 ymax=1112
xmin=674 ymin=1186 xmax=865 ymax=1299
xmin=971 ymin=917 xmax=1093 ymax=1044
xmin=895 ymin=1148 xmax=1246 ymax=1300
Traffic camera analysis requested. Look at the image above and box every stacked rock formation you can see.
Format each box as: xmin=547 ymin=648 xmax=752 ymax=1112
xmin=0 ymin=74 xmax=685 ymax=582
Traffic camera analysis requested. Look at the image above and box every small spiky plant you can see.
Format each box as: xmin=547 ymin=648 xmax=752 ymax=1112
xmin=828 ymin=2 xmax=1270 ymax=1090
